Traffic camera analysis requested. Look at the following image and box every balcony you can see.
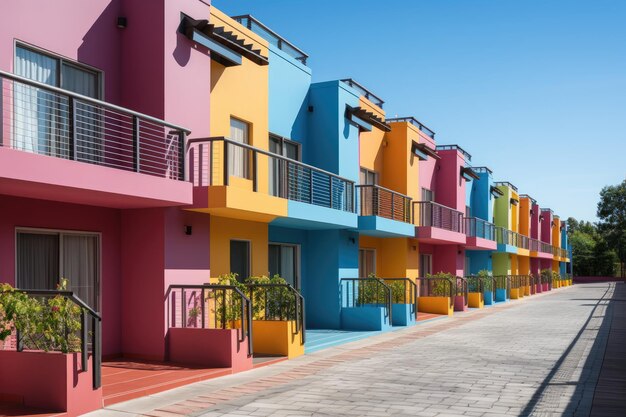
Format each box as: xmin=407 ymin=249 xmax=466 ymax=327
xmin=0 ymin=70 xmax=192 ymax=208
xmin=413 ymin=201 xmax=466 ymax=244
xmin=356 ymin=185 xmax=414 ymax=237
xmin=529 ymin=238 xmax=553 ymax=259
xmin=495 ymin=227 xmax=517 ymax=253
xmin=188 ymin=137 xmax=356 ymax=227
xmin=512 ymin=231 xmax=530 ymax=256
xmin=464 ymin=217 xmax=497 ymax=250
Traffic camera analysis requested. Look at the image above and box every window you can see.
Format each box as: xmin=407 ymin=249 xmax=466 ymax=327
xmin=421 ymin=188 xmax=435 ymax=202
xmin=230 ymin=240 xmax=250 ymax=282
xmin=359 ymin=248 xmax=376 ymax=277
xmin=16 ymin=230 xmax=100 ymax=310
xmin=268 ymin=243 xmax=299 ymax=288
xmin=229 ymin=118 xmax=250 ymax=179
xmin=14 ymin=44 xmax=102 ymax=160
xmin=420 ymin=254 xmax=432 ymax=277
xmin=269 ymin=134 xmax=301 ymax=197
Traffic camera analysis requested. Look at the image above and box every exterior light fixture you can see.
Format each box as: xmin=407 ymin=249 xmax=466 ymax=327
xmin=184 ymin=225 xmax=192 ymax=235
xmin=117 ymin=17 xmax=127 ymax=28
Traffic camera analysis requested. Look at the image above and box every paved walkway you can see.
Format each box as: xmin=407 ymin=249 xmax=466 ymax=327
xmin=88 ymin=283 xmax=623 ymax=417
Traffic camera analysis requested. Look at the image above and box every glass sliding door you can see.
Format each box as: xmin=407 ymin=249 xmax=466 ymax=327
xmin=14 ymin=44 xmax=102 ymax=161
xmin=269 ymin=243 xmax=299 ymax=288
xmin=16 ymin=230 xmax=100 ymax=310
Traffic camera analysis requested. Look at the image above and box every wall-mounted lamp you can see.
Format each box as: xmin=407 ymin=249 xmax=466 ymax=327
xmin=539 ymin=215 xmax=544 ymax=222
xmin=184 ymin=225 xmax=192 ymax=235
xmin=412 ymin=245 xmax=417 ymax=251
xmin=117 ymin=17 xmax=127 ymax=28
xmin=349 ymin=237 xmax=356 ymax=244
xmin=530 ymin=209 xmax=534 ymax=216
xmin=551 ymin=221 xmax=556 ymax=228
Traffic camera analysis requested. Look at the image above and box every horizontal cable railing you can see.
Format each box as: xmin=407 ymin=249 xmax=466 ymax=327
xmin=417 ymin=277 xmax=455 ymax=308
xmin=413 ymin=201 xmax=464 ymax=232
xmin=540 ymin=242 xmax=552 ymax=254
xmin=2 ymin=289 xmax=102 ymax=389
xmin=356 ymin=184 xmax=412 ymax=223
xmin=244 ymin=284 xmax=305 ymax=344
xmin=464 ymin=217 xmax=496 ymax=240
xmin=187 ymin=137 xmax=355 ymax=213
xmin=0 ymin=70 xmax=188 ymax=180
xmin=495 ymin=226 xmax=515 ymax=246
xmin=166 ymin=284 xmax=253 ymax=357
xmin=340 ymin=278 xmax=392 ymax=324
xmin=381 ymin=278 xmax=417 ymax=317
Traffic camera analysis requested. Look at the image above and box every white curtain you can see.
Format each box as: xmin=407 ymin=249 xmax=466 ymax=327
xmin=16 ymin=233 xmax=59 ymax=290
xmin=62 ymin=234 xmax=99 ymax=310
xmin=14 ymin=47 xmax=59 ymax=155
xmin=229 ymin=118 xmax=249 ymax=179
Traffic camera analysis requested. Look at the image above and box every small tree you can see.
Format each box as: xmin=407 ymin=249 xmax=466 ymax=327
xmin=597 ymin=180 xmax=626 ymax=278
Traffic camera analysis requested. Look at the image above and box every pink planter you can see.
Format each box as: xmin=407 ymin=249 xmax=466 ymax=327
xmin=542 ymin=283 xmax=550 ymax=291
xmin=453 ymin=295 xmax=468 ymax=312
xmin=168 ymin=328 xmax=253 ymax=373
xmin=0 ymin=350 xmax=102 ymax=415
xmin=536 ymin=283 xmax=543 ymax=293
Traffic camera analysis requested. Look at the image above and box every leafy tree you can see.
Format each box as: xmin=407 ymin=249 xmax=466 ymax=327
xmin=597 ymin=180 xmax=626 ymax=278
xmin=570 ymin=229 xmax=596 ymax=276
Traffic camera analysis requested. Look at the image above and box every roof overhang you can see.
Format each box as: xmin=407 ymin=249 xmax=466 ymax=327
xmin=180 ymin=15 xmax=268 ymax=67
xmin=490 ymin=186 xmax=504 ymax=198
xmin=411 ymin=141 xmax=439 ymax=161
xmin=346 ymin=106 xmax=390 ymax=132
xmin=461 ymin=166 xmax=480 ymax=181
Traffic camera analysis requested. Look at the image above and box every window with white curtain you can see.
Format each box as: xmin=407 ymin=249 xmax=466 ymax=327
xmin=229 ymin=118 xmax=250 ymax=179
xmin=16 ymin=230 xmax=100 ymax=310
xmin=13 ymin=44 xmax=101 ymax=161
xmin=269 ymin=243 xmax=299 ymax=288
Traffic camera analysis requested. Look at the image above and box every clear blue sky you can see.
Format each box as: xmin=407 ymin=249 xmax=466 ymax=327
xmin=214 ymin=0 xmax=626 ymax=222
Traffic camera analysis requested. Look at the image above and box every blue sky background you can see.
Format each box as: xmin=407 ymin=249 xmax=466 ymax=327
xmin=214 ymin=0 xmax=626 ymax=222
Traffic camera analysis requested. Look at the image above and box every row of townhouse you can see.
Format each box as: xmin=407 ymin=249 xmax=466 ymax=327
xmin=0 ymin=0 xmax=572 ymax=414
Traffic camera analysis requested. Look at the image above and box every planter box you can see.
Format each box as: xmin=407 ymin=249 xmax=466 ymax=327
xmin=340 ymin=306 xmax=391 ymax=331
xmin=536 ymin=283 xmax=543 ymax=293
xmin=524 ymin=286 xmax=531 ymax=296
xmin=510 ymin=288 xmax=521 ymax=299
xmin=0 ymin=350 xmax=102 ymax=415
xmin=495 ymin=288 xmax=508 ymax=302
xmin=168 ymin=328 xmax=252 ymax=373
xmin=453 ymin=295 xmax=468 ymax=312
xmin=484 ymin=290 xmax=494 ymax=305
xmin=418 ymin=297 xmax=453 ymax=316
xmin=392 ymin=304 xmax=416 ymax=326
xmin=468 ymin=292 xmax=484 ymax=309
xmin=542 ymin=283 xmax=550 ymax=291
xmin=252 ymin=320 xmax=304 ymax=359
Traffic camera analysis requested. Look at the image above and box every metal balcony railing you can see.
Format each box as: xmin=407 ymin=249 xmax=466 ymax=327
xmin=4 ymin=289 xmax=102 ymax=389
xmin=540 ymin=242 xmax=552 ymax=254
xmin=0 ymin=70 xmax=188 ymax=180
xmin=166 ymin=284 xmax=253 ymax=357
xmin=244 ymin=283 xmax=305 ymax=344
xmin=464 ymin=217 xmax=496 ymax=240
xmin=340 ymin=278 xmax=392 ymax=324
xmin=529 ymin=238 xmax=540 ymax=252
xmin=413 ymin=201 xmax=464 ymax=233
xmin=187 ymin=137 xmax=355 ymax=213
xmin=417 ymin=277 xmax=455 ymax=308
xmin=381 ymin=278 xmax=418 ymax=317
xmin=232 ymin=15 xmax=309 ymax=65
xmin=495 ymin=226 xmax=515 ymax=246
xmin=386 ymin=116 xmax=435 ymax=139
xmin=356 ymin=184 xmax=412 ymax=223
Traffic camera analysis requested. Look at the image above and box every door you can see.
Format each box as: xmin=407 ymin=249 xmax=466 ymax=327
xmin=359 ymin=168 xmax=379 ymax=216
xmin=269 ymin=135 xmax=301 ymax=198
xmin=16 ymin=230 xmax=100 ymax=310
xmin=420 ymin=254 xmax=432 ymax=277
xmin=230 ymin=240 xmax=250 ymax=282
xmin=229 ymin=118 xmax=250 ymax=179
xmin=268 ymin=243 xmax=299 ymax=288
xmin=359 ymin=248 xmax=376 ymax=278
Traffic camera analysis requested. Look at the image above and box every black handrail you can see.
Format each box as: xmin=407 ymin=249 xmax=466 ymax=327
xmin=493 ymin=275 xmax=511 ymax=299
xmin=356 ymin=184 xmax=412 ymax=223
xmin=340 ymin=278 xmax=392 ymax=324
xmin=166 ymin=284 xmax=253 ymax=358
xmin=380 ymin=278 xmax=418 ymax=317
xmin=465 ymin=276 xmax=486 ymax=294
xmin=454 ymin=277 xmax=469 ymax=307
xmin=244 ymin=284 xmax=305 ymax=344
xmin=416 ymin=277 xmax=455 ymax=308
xmin=8 ymin=289 xmax=102 ymax=389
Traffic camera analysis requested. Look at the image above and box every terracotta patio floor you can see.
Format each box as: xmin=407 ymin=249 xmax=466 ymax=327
xmin=0 ymin=404 xmax=64 ymax=417
xmin=102 ymin=356 xmax=287 ymax=406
